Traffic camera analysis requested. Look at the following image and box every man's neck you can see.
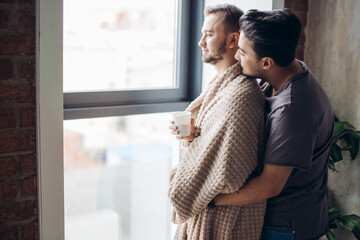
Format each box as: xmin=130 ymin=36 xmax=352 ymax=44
xmin=214 ymin=58 xmax=237 ymax=76
xmin=265 ymin=60 xmax=304 ymax=95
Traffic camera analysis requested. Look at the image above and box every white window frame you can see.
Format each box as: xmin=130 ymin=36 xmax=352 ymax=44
xmin=37 ymin=0 xmax=64 ymax=238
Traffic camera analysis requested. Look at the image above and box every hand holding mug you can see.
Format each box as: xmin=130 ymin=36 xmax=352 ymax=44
xmin=169 ymin=112 xmax=195 ymax=141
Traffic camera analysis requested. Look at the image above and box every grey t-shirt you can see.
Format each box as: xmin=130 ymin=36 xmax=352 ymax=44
xmin=261 ymin=61 xmax=334 ymax=240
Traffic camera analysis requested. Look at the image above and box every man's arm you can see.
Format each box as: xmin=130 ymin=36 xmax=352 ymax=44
xmin=214 ymin=163 xmax=293 ymax=206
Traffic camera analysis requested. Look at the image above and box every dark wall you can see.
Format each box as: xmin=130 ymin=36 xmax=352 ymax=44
xmin=0 ymin=0 xmax=38 ymax=239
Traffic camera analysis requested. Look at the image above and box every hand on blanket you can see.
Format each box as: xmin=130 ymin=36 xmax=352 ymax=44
xmin=169 ymin=117 xmax=196 ymax=141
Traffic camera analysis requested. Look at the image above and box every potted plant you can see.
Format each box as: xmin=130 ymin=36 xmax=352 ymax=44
xmin=326 ymin=121 xmax=360 ymax=239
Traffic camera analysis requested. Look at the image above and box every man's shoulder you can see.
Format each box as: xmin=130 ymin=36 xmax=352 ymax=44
xmin=230 ymin=75 xmax=264 ymax=96
xmin=215 ymin=76 xmax=264 ymax=115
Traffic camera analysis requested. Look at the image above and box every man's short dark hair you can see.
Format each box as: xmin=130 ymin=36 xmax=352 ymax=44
xmin=205 ymin=4 xmax=244 ymax=34
xmin=239 ymin=9 xmax=302 ymax=67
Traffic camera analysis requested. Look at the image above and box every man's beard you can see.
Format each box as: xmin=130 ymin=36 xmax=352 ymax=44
xmin=240 ymin=64 xmax=262 ymax=79
xmin=202 ymin=40 xmax=226 ymax=65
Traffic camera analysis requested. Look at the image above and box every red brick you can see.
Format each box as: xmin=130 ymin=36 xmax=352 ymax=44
xmin=285 ymin=0 xmax=308 ymax=12
xmin=1 ymin=0 xmax=37 ymax=237
xmin=19 ymin=10 xmax=35 ymax=31
xmin=0 ymin=0 xmax=15 ymax=3
xmin=1 ymin=0 xmax=16 ymax=3
xmin=19 ymin=107 xmax=35 ymax=127
xmin=0 ymin=34 xmax=35 ymax=55
xmin=21 ymin=176 xmax=36 ymax=195
xmin=0 ymin=179 xmax=18 ymax=198
xmin=0 ymin=10 xmax=10 ymax=29
xmin=0 ymin=131 xmax=35 ymax=153
xmin=19 ymin=154 xmax=36 ymax=173
xmin=0 ymin=200 xmax=37 ymax=222
xmin=0 ymin=108 xmax=16 ymax=128
xmin=19 ymin=0 xmax=35 ymax=4
xmin=0 ymin=84 xmax=35 ymax=103
xmin=0 ymin=226 xmax=18 ymax=240
xmin=0 ymin=157 xmax=17 ymax=177
xmin=0 ymin=59 xmax=14 ymax=81
xmin=22 ymin=222 xmax=39 ymax=240
xmin=18 ymin=59 xmax=35 ymax=81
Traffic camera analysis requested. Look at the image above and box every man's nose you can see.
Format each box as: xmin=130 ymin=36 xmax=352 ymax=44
xmin=198 ymin=36 xmax=205 ymax=47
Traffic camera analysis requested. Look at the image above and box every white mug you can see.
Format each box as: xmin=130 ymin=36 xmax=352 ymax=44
xmin=172 ymin=111 xmax=191 ymax=137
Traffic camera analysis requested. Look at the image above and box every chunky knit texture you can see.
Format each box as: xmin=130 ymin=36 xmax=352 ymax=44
xmin=168 ymin=63 xmax=266 ymax=240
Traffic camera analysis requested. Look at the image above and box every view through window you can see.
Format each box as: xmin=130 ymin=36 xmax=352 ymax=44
xmin=64 ymin=114 xmax=179 ymax=240
xmin=63 ymin=0 xmax=176 ymax=92
xmin=63 ymin=0 xmax=178 ymax=239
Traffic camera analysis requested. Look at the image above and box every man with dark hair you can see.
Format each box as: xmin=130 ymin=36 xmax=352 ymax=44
xmin=168 ymin=4 xmax=266 ymax=240
xmin=214 ymin=9 xmax=334 ymax=240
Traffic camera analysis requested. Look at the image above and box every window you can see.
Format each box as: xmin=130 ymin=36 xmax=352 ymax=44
xmin=64 ymin=114 xmax=179 ymax=240
xmin=63 ymin=0 xmax=204 ymax=120
xmin=63 ymin=0 xmax=177 ymax=92
xmin=62 ymin=0 xmax=203 ymax=239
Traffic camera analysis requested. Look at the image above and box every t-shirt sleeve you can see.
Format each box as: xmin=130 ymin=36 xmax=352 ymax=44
xmin=264 ymin=105 xmax=316 ymax=171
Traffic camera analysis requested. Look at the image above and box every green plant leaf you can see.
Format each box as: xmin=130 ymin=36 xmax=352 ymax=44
xmin=329 ymin=122 xmax=360 ymax=170
xmin=328 ymin=207 xmax=340 ymax=228
xmin=328 ymin=158 xmax=338 ymax=172
xmin=328 ymin=207 xmax=339 ymax=214
xmin=343 ymin=215 xmax=360 ymax=228
xmin=327 ymin=122 xmax=360 ymax=239
xmin=326 ymin=230 xmax=336 ymax=240
xmin=336 ymin=215 xmax=360 ymax=239
xmin=345 ymin=133 xmax=360 ymax=160
xmin=337 ymin=121 xmax=355 ymax=129
xmin=333 ymin=122 xmax=356 ymax=144
xmin=329 ymin=223 xmax=338 ymax=229
xmin=331 ymin=144 xmax=343 ymax=162
xmin=353 ymin=131 xmax=360 ymax=141
xmin=334 ymin=129 xmax=357 ymax=144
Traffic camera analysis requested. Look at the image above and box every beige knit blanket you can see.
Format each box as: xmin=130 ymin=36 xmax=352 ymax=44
xmin=168 ymin=63 xmax=266 ymax=240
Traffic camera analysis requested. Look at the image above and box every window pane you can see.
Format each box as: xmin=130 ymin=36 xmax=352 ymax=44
xmin=64 ymin=113 xmax=178 ymax=240
xmin=63 ymin=0 xmax=177 ymax=92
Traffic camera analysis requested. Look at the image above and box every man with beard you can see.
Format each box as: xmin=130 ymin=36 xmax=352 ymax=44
xmin=168 ymin=4 xmax=266 ymax=240
xmin=213 ymin=9 xmax=334 ymax=240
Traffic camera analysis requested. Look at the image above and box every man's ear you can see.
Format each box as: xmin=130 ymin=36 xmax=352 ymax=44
xmin=228 ymin=32 xmax=240 ymax=49
xmin=261 ymin=57 xmax=275 ymax=70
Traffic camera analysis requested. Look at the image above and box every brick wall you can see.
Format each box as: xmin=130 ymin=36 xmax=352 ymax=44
xmin=0 ymin=0 xmax=38 ymax=239
xmin=284 ymin=0 xmax=308 ymax=61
